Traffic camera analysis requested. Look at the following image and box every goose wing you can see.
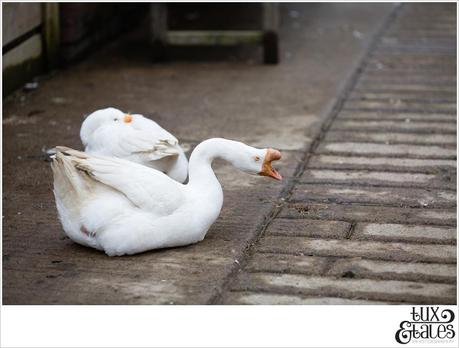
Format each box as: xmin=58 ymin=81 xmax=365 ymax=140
xmin=55 ymin=147 xmax=185 ymax=215
xmin=87 ymin=115 xmax=181 ymax=160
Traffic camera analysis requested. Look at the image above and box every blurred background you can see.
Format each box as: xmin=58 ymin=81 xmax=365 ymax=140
xmin=3 ymin=3 xmax=282 ymax=96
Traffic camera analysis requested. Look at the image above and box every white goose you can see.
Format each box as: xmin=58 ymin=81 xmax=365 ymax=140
xmin=80 ymin=107 xmax=188 ymax=183
xmin=51 ymin=138 xmax=282 ymax=256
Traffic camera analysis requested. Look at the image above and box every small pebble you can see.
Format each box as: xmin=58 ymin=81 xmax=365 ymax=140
xmin=289 ymin=10 xmax=300 ymax=18
xmin=352 ymin=30 xmax=363 ymax=39
xmin=24 ymin=82 xmax=39 ymax=91
xmin=51 ymin=97 xmax=67 ymax=105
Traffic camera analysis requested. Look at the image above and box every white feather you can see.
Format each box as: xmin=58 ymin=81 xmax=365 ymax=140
xmin=80 ymin=108 xmax=188 ymax=183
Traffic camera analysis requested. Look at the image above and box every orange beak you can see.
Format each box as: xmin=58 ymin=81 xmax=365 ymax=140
xmin=259 ymin=148 xmax=282 ymax=181
xmin=124 ymin=114 xmax=133 ymax=123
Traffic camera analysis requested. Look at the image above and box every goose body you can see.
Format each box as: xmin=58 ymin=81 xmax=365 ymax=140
xmin=51 ymin=138 xmax=282 ymax=256
xmin=80 ymin=107 xmax=188 ymax=183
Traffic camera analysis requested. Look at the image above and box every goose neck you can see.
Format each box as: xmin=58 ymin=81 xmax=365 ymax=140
xmin=188 ymin=138 xmax=225 ymax=188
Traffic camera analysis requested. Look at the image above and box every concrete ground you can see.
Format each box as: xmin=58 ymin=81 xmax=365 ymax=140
xmin=2 ymin=3 xmax=456 ymax=304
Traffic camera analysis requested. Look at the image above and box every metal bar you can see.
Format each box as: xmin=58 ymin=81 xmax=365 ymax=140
xmin=166 ymin=30 xmax=263 ymax=46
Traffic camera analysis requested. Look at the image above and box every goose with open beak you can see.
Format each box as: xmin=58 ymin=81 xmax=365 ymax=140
xmin=51 ymin=138 xmax=282 ymax=256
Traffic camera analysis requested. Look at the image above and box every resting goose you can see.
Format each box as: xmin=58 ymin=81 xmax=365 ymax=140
xmin=80 ymin=107 xmax=188 ymax=183
xmin=51 ymin=138 xmax=282 ymax=256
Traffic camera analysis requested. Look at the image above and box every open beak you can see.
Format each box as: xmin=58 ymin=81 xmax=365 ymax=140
xmin=124 ymin=114 xmax=133 ymax=123
xmin=259 ymin=148 xmax=282 ymax=181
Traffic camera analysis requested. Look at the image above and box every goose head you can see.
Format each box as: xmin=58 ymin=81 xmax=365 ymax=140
xmin=228 ymin=144 xmax=282 ymax=181
xmin=191 ymin=139 xmax=283 ymax=181
xmin=258 ymin=148 xmax=283 ymax=180
xmin=80 ymin=107 xmax=134 ymax=146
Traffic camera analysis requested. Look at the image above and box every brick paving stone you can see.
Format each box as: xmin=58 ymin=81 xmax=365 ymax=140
xmin=255 ymin=236 xmax=456 ymax=264
xmin=304 ymin=169 xmax=436 ymax=183
xmin=325 ymin=131 xmax=457 ymax=145
xmin=366 ymin=56 xmax=455 ymax=65
xmin=223 ymin=292 xmax=392 ymax=305
xmin=244 ymin=253 xmax=330 ymax=275
xmin=264 ymin=219 xmax=350 ymax=238
xmin=330 ymin=120 xmax=456 ymax=133
xmin=359 ymin=75 xmax=456 ymax=84
xmin=290 ymin=184 xmax=455 ymax=208
xmin=231 ymin=272 xmax=456 ymax=304
xmin=300 ymin=169 xmax=455 ymax=189
xmin=278 ymin=203 xmax=456 ymax=226
xmin=317 ymin=142 xmax=457 ymax=158
xmin=327 ymin=258 xmax=456 ymax=284
xmin=308 ymin=155 xmax=456 ymax=173
xmin=345 ymin=99 xmax=457 ymax=109
xmin=342 ymin=101 xmax=456 ymax=114
xmin=353 ymin=223 xmax=456 ymax=244
xmin=352 ymin=82 xmax=456 ymax=94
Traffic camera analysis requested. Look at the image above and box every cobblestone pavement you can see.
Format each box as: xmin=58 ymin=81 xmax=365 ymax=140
xmin=220 ymin=3 xmax=457 ymax=304
xmin=2 ymin=3 xmax=455 ymax=304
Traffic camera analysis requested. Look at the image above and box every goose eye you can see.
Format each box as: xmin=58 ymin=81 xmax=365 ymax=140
xmin=254 ymin=155 xmax=260 ymax=162
xmin=113 ymin=118 xmax=119 ymax=122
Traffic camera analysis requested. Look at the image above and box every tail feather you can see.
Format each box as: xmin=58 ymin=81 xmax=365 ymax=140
xmin=53 ymin=151 xmax=86 ymax=191
xmin=51 ymin=147 xmax=103 ymax=249
xmin=51 ymin=148 xmax=97 ymax=216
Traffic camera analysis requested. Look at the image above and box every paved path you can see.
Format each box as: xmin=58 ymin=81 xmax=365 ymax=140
xmin=3 ymin=3 xmax=455 ymax=304
xmin=220 ymin=3 xmax=457 ymax=305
